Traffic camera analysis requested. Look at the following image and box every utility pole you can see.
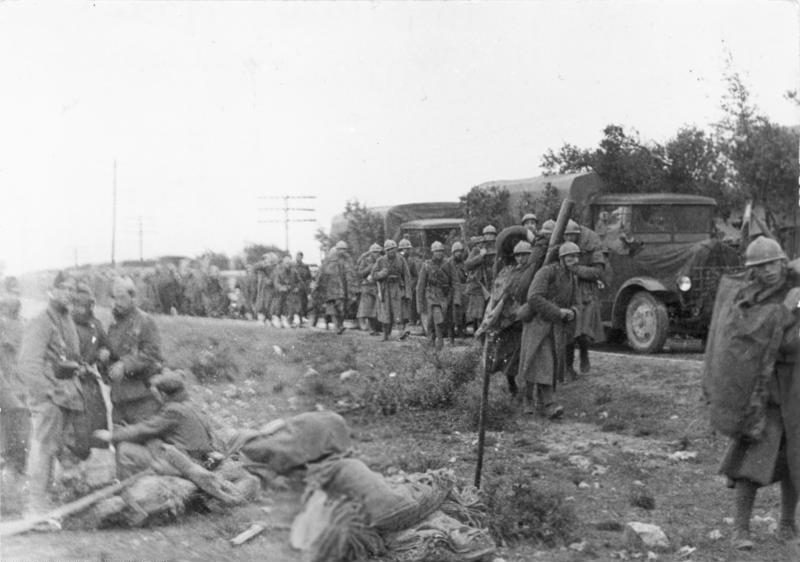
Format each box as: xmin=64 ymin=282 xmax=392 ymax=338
xmin=111 ymin=160 xmax=117 ymax=266
xmin=138 ymin=215 xmax=143 ymax=262
xmin=259 ymin=195 xmax=317 ymax=253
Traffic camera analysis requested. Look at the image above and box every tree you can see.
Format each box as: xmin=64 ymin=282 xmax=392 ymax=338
xmin=241 ymin=243 xmax=285 ymax=265
xmin=198 ymin=251 xmax=231 ymax=270
xmin=714 ymin=70 xmax=799 ymax=228
xmin=459 ymin=186 xmax=515 ymax=236
xmin=343 ymin=199 xmax=385 ymax=257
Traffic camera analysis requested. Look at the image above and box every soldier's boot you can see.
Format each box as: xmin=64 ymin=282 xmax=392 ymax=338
xmin=578 ymin=337 xmax=591 ymax=374
xmin=731 ymin=479 xmax=756 ymax=550
xmin=536 ymin=384 xmax=564 ymax=419
xmin=565 ymin=343 xmax=578 ymax=382
xmin=522 ymin=384 xmax=535 ymax=415
xmin=271 ymin=315 xmax=282 ymax=329
xmin=506 ymin=373 xmax=518 ymax=396
xmin=435 ymin=337 xmax=444 ymax=352
xmin=399 ymin=322 xmax=410 ymax=340
xmin=369 ymin=319 xmax=381 ymax=336
xmin=778 ymin=477 xmax=799 ymax=542
xmin=382 ymin=324 xmax=391 ymax=342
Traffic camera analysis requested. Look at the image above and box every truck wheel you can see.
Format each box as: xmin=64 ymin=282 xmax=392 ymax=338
xmin=625 ymin=291 xmax=668 ymax=353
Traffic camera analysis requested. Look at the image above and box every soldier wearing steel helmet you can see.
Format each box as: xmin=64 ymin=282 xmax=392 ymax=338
xmin=399 ymin=238 xmax=423 ymax=327
xmin=515 ymin=242 xmax=581 ymax=418
xmin=356 ymin=243 xmax=383 ymax=335
xmin=464 ymin=226 xmax=498 ymax=332
xmin=714 ymin=236 xmax=800 ymax=550
xmin=318 ymin=241 xmax=359 ymax=334
xmin=563 ymin=219 xmax=607 ymax=379
xmin=371 ymin=239 xmax=412 ymax=341
xmin=484 ymin=240 xmax=537 ymax=397
xmin=522 ymin=213 xmax=538 ymax=236
xmin=446 ymin=240 xmax=468 ymax=340
xmin=417 ymin=241 xmax=460 ymax=351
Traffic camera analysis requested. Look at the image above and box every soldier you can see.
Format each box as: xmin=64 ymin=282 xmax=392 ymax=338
xmin=0 ymin=287 xmax=28 ymax=511
xmin=236 ymin=264 xmax=259 ymax=320
xmin=318 ymin=241 xmax=358 ymax=334
xmin=516 ymin=243 xmax=580 ymax=418
xmin=271 ymin=255 xmax=302 ymax=328
xmin=715 ymin=237 xmax=800 ymax=550
xmin=399 ymin=239 xmax=422 ymax=327
xmin=94 ymin=372 xmax=257 ymax=504
xmin=204 ymin=265 xmax=230 ymax=319
xmin=356 ymin=243 xmax=382 ymax=335
xmin=417 ymin=241 xmax=460 ymax=351
xmin=18 ymin=272 xmax=83 ymax=515
xmin=70 ymin=283 xmax=112 ymax=459
xmin=446 ymin=241 xmax=468 ymax=341
xmin=295 ymin=252 xmax=312 ymax=324
xmin=485 ymin=240 xmax=535 ymax=397
xmin=563 ymin=219 xmax=606 ymax=378
xmin=255 ymin=253 xmax=278 ymax=324
xmin=464 ymin=226 xmax=497 ymax=332
xmin=372 ymin=239 xmax=412 ymax=341
xmin=107 ymin=276 xmax=164 ymax=424
xmin=522 ymin=213 xmax=538 ymax=236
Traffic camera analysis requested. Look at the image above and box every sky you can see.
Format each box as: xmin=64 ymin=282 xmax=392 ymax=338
xmin=0 ymin=0 xmax=797 ymax=274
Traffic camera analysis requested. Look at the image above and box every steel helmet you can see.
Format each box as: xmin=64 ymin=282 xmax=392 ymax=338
xmin=539 ymin=219 xmax=556 ymax=235
xmin=558 ymin=242 xmax=581 ymax=258
xmin=565 ymin=220 xmax=581 ymax=235
xmin=384 ymin=239 xmax=398 ymax=250
xmin=513 ymin=241 xmax=532 ymax=254
xmin=482 ymin=225 xmax=497 ymax=236
xmin=334 ymin=240 xmax=348 ymax=251
xmin=398 ymin=239 xmax=412 ymax=250
xmin=521 ymin=213 xmax=538 ymax=224
xmin=451 ymin=241 xmax=465 ymax=252
xmin=369 ymin=243 xmax=382 ymax=253
xmin=431 ymin=241 xmax=445 ymax=252
xmin=744 ymin=236 xmax=787 ymax=267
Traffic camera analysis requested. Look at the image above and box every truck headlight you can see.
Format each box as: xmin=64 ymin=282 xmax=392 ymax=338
xmin=677 ymin=276 xmax=692 ymax=292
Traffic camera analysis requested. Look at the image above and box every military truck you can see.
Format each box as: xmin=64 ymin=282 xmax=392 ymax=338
xmin=476 ymin=171 xmax=742 ymax=352
xmin=330 ymin=202 xmax=465 ymax=258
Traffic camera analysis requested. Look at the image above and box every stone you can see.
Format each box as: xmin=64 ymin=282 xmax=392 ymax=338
xmin=624 ymin=522 xmax=670 ymax=550
xmin=707 ymin=529 xmax=722 ymax=540
xmin=339 ymin=369 xmax=358 ymax=381
xmin=568 ymin=455 xmax=592 ymax=470
xmin=578 ymin=481 xmax=591 ymax=489
xmin=304 ymin=367 xmax=320 ymax=377
xmin=272 ymin=345 xmax=285 ymax=356
xmin=569 ymin=541 xmax=587 ymax=552
xmin=668 ymin=451 xmax=698 ymax=462
xmin=676 ymin=545 xmax=696 ymax=558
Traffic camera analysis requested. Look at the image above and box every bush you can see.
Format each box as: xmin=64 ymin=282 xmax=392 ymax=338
xmin=483 ymin=475 xmax=577 ymax=546
xmin=457 ymin=375 xmax=517 ymax=432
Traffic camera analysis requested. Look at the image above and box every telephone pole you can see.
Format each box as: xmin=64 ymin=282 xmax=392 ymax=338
xmin=111 ymin=160 xmax=117 ymax=266
xmin=259 ymin=195 xmax=317 ymax=252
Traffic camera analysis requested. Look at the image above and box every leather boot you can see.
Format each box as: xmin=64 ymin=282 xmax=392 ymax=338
xmin=522 ymin=384 xmax=535 ymax=415
xmin=565 ymin=342 xmax=578 ymax=382
xmin=579 ymin=338 xmax=591 ymax=374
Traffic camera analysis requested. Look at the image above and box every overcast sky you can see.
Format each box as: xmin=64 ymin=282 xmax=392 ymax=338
xmin=1 ymin=1 xmax=797 ymax=274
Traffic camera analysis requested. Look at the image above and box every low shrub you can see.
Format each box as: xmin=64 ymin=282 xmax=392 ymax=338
xmin=457 ymin=375 xmax=516 ymax=432
xmin=483 ymin=474 xmax=577 ymax=546
xmin=189 ymin=341 xmax=238 ymax=383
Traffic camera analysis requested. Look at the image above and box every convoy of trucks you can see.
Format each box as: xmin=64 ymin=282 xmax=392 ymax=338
xmin=331 ymin=170 xmax=747 ymax=353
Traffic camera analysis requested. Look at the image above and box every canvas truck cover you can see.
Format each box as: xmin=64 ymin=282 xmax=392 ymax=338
xmin=474 ymin=170 xmax=605 ymax=219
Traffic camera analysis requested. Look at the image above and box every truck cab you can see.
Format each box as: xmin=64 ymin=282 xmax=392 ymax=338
xmin=590 ymin=193 xmax=741 ymax=352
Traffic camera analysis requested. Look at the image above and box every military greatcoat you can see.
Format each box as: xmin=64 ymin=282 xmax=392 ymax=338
xmin=371 ymin=253 xmax=412 ymax=325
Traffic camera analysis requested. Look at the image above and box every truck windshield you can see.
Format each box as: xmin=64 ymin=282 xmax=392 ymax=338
xmin=632 ymin=205 xmax=712 ymax=234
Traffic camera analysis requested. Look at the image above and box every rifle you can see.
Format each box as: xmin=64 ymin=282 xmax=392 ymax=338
xmin=0 ymin=469 xmax=152 ymax=537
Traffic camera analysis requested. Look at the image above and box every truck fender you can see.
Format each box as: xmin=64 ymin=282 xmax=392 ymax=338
xmin=611 ymin=277 xmax=669 ymax=329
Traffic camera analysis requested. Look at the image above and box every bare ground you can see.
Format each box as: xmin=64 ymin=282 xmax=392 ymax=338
xmin=3 ymin=315 xmax=799 ymax=562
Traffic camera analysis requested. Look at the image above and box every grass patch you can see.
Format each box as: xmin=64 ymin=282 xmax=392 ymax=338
xmin=457 ymin=375 xmax=517 ymax=432
xmin=483 ymin=474 xmax=577 ymax=546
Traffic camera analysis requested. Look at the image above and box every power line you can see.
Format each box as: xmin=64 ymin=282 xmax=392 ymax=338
xmin=258 ymin=195 xmax=317 ymax=252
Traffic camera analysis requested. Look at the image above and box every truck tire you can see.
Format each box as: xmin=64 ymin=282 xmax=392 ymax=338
xmin=625 ymin=291 xmax=669 ymax=353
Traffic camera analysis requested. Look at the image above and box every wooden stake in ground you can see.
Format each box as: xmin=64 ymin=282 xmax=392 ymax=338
xmin=0 ymin=469 xmax=151 ymax=538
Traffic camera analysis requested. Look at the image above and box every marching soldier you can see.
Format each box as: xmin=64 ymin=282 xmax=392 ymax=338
xmin=446 ymin=241 xmax=468 ymax=341
xmin=356 ymin=243 xmax=383 ymax=335
xmin=564 ymin=219 xmax=606 ymax=378
xmin=372 ymin=239 xmax=412 ymax=341
xmin=516 ymin=243 xmax=580 ymax=418
xmin=465 ymin=226 xmax=497 ymax=332
xmin=399 ymin=239 xmax=423 ymax=326
xmin=318 ymin=241 xmax=359 ymax=334
xmin=295 ymin=252 xmax=312 ymax=325
xmin=417 ymin=241 xmax=460 ymax=351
